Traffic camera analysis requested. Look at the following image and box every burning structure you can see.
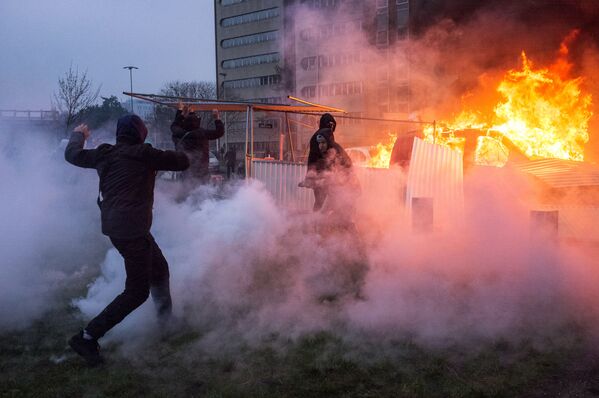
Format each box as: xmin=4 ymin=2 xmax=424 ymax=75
xmin=213 ymin=0 xmax=599 ymax=163
xmin=152 ymin=1 xmax=599 ymax=241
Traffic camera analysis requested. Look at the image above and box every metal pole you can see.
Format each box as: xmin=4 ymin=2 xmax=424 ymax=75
xmin=123 ymin=66 xmax=138 ymax=113
xmin=129 ymin=69 xmax=133 ymax=111
xmin=250 ymin=105 xmax=254 ymax=161
xmin=219 ymin=72 xmax=227 ymax=151
xmin=245 ymin=106 xmax=250 ymax=179
xmin=285 ymin=113 xmax=295 ymax=162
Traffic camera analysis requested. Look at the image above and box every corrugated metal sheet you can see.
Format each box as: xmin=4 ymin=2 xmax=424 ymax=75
xmin=252 ymin=160 xmax=313 ymax=211
xmin=405 ymin=138 xmax=464 ymax=229
xmin=535 ymin=205 xmax=599 ymax=242
xmin=251 ymin=160 xmax=406 ymax=212
xmin=515 ymin=159 xmax=599 ymax=188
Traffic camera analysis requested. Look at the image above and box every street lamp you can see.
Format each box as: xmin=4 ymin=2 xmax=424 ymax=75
xmin=123 ymin=66 xmax=138 ymax=113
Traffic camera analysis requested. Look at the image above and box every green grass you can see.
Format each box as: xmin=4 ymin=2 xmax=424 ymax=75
xmin=1 ymin=281 xmax=597 ymax=398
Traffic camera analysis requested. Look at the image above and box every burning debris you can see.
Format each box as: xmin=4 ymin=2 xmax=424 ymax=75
xmin=420 ymin=30 xmax=593 ymax=166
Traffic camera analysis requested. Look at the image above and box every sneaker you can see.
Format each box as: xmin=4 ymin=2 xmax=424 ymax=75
xmin=68 ymin=331 xmax=104 ymax=366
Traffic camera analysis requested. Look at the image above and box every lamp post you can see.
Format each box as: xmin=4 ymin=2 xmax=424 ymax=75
xmin=219 ymin=72 xmax=228 ymax=150
xmin=123 ymin=66 xmax=138 ymax=113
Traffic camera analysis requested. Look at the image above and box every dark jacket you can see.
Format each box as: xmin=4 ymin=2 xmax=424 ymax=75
xmin=304 ymin=131 xmax=355 ymax=211
xmin=315 ymin=132 xmax=352 ymax=173
xmin=65 ymin=132 xmax=189 ymax=239
xmin=307 ymin=127 xmax=334 ymax=170
xmin=171 ymin=110 xmax=224 ymax=181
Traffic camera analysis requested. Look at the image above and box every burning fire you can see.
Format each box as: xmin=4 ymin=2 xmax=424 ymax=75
xmin=368 ymin=133 xmax=397 ymax=168
xmin=422 ymin=30 xmax=593 ymax=164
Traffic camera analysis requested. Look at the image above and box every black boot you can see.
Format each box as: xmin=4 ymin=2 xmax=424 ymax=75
xmin=68 ymin=331 xmax=104 ymax=366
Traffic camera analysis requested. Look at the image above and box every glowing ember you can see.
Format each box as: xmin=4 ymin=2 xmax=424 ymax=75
xmin=368 ymin=133 xmax=397 ymax=168
xmin=422 ymin=30 xmax=593 ymax=164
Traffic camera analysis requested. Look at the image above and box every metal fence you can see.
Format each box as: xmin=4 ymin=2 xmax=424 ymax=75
xmin=251 ymin=160 xmax=408 ymax=212
xmin=251 ymin=160 xmax=313 ymax=211
xmin=406 ymin=137 xmax=464 ymax=229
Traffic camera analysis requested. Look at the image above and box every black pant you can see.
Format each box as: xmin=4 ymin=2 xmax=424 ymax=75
xmin=85 ymin=233 xmax=172 ymax=339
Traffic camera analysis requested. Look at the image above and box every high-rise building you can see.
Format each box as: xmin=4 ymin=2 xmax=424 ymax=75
xmin=215 ymin=0 xmax=290 ymax=156
xmin=214 ymin=0 xmax=416 ymax=156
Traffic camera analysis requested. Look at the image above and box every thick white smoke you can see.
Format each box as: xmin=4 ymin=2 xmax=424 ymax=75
xmin=0 ymin=123 xmax=596 ymax=352
xmin=73 ymin=166 xmax=599 ymax=352
xmin=0 ymin=127 xmax=106 ymax=330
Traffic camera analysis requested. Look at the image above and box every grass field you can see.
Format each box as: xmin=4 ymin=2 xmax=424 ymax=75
xmin=2 ymin=269 xmax=599 ymax=398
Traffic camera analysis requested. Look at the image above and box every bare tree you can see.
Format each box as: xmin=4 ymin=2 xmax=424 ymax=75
xmin=150 ymin=81 xmax=218 ymax=143
xmin=54 ymin=64 xmax=101 ymax=131
xmin=160 ymin=80 xmax=216 ymax=99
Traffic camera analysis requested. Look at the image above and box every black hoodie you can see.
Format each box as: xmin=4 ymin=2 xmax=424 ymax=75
xmin=307 ymin=113 xmax=337 ymax=169
xmin=65 ymin=115 xmax=189 ymax=238
xmin=314 ymin=131 xmax=352 ymax=173
xmin=171 ymin=110 xmax=224 ymax=181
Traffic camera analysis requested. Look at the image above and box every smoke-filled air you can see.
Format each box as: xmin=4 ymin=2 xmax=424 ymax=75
xmin=2 ymin=127 xmax=598 ymax=353
xmin=2 ymin=0 xmax=599 ymax=396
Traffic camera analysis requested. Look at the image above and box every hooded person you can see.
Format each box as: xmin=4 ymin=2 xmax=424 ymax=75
xmin=307 ymin=113 xmax=337 ymax=168
xmin=302 ymin=113 xmax=339 ymax=211
xmin=303 ymin=130 xmax=367 ymax=302
xmin=64 ymin=114 xmax=190 ymax=366
xmin=300 ymin=128 xmax=358 ymax=215
xmin=171 ymin=105 xmax=224 ymax=185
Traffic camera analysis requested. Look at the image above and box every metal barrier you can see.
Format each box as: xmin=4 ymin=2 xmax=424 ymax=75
xmin=406 ymin=138 xmax=464 ymax=230
xmin=534 ymin=205 xmax=599 ymax=243
xmin=251 ymin=160 xmax=313 ymax=211
xmin=251 ymin=159 xmax=408 ymax=212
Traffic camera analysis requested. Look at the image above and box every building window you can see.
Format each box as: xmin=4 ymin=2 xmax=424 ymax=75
xmin=221 ymin=30 xmax=278 ymax=48
xmin=376 ymin=11 xmax=388 ymax=31
xmin=221 ymin=7 xmax=279 ymax=27
xmin=223 ymin=75 xmax=281 ymax=89
xmin=246 ymin=97 xmax=284 ymax=104
xmin=376 ymin=30 xmax=389 ymax=46
xmin=301 ymin=0 xmax=339 ymax=8
xmin=222 ymin=52 xmax=280 ymax=69
xmin=300 ymin=56 xmax=317 ymax=71
xmin=397 ymin=0 xmax=410 ymax=29
xmin=299 ymin=19 xmax=362 ymax=41
xmin=301 ymin=86 xmax=316 ymax=98
xmin=304 ymin=81 xmax=362 ymax=98
xmin=221 ymin=0 xmax=245 ymax=5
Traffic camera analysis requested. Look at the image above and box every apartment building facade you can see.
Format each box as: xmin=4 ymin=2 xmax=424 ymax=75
xmin=215 ymin=0 xmax=415 ymax=156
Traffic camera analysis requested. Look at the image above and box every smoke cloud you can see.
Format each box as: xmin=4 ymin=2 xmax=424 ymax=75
xmin=0 ymin=125 xmax=106 ymax=330
xmin=71 ymin=167 xmax=599 ymax=353
xmin=2 ymin=1 xmax=598 ymax=358
xmin=0 ymin=123 xmax=597 ymax=357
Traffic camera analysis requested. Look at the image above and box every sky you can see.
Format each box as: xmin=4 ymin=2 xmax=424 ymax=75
xmin=0 ymin=0 xmax=216 ymax=110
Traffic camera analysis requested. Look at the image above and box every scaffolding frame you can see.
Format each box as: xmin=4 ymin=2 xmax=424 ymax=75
xmin=124 ymin=92 xmax=436 ymax=176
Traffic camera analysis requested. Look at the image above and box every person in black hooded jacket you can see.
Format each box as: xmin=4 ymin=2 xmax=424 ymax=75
xmin=171 ymin=104 xmax=224 ymax=184
xmin=304 ymin=113 xmax=339 ymax=210
xmin=300 ymin=128 xmax=358 ymax=215
xmin=301 ymin=131 xmax=366 ymax=301
xmin=307 ymin=113 xmax=337 ymax=169
xmin=64 ymin=115 xmax=189 ymax=365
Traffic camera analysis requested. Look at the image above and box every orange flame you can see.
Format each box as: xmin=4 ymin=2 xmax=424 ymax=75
xmin=368 ymin=133 xmax=397 ymax=168
xmin=422 ymin=30 xmax=593 ymax=164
